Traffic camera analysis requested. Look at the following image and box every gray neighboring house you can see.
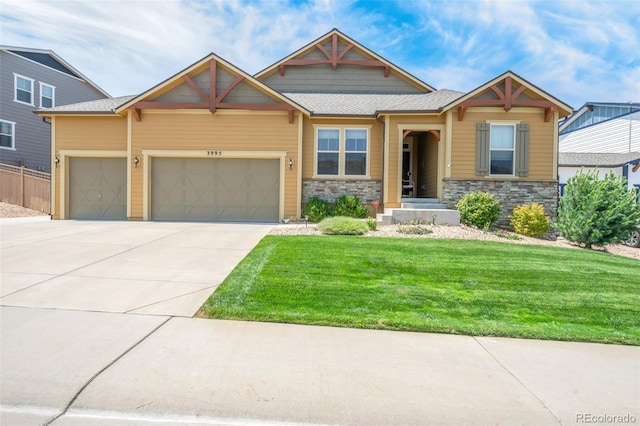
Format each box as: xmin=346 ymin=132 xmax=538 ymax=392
xmin=558 ymin=152 xmax=640 ymax=195
xmin=0 ymin=46 xmax=109 ymax=173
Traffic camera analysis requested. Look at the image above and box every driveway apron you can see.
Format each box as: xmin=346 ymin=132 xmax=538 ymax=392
xmin=0 ymin=220 xmax=273 ymax=425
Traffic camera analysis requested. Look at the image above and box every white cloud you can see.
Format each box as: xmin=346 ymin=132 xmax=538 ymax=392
xmin=1 ymin=0 xmax=638 ymax=108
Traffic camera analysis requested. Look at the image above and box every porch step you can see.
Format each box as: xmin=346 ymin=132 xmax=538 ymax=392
xmin=401 ymin=202 xmax=448 ymax=209
xmin=376 ymin=199 xmax=460 ymax=226
xmin=400 ymin=197 xmax=448 ymax=210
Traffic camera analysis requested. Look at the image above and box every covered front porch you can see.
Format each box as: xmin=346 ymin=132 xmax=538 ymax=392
xmin=379 ymin=120 xmax=460 ymax=225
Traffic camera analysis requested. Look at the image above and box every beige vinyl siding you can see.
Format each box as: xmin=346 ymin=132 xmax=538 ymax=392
xmin=54 ymin=116 xmax=127 ymax=151
xmin=301 ymin=117 xmax=383 ymax=180
xmin=450 ymin=110 xmax=555 ymax=179
xmin=52 ymin=116 xmax=127 ymax=219
xmin=130 ymin=111 xmax=299 ymax=219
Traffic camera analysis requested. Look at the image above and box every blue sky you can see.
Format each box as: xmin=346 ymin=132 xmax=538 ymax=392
xmin=2 ymin=0 xmax=639 ymax=110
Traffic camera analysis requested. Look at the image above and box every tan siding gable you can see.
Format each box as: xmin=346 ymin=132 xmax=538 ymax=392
xmin=450 ymin=110 xmax=555 ymax=179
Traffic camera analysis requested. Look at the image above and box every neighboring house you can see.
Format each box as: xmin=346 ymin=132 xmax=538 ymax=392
xmin=558 ymin=152 xmax=640 ymax=195
xmin=0 ymin=46 xmax=109 ymax=173
xmin=558 ymin=102 xmax=640 ymax=196
xmin=36 ymin=29 xmax=571 ymax=225
xmin=559 ymin=102 xmax=640 ymax=153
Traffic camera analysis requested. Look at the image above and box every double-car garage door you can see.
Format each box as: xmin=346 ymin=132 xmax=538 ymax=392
xmin=151 ymin=158 xmax=279 ymax=222
xmin=68 ymin=157 xmax=279 ymax=222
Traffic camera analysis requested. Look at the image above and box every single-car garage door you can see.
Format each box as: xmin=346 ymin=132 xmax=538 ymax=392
xmin=69 ymin=157 xmax=127 ymax=219
xmin=151 ymin=158 xmax=279 ymax=222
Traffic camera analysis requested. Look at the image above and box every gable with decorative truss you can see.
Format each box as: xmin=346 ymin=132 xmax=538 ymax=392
xmin=448 ymin=72 xmax=572 ymax=123
xmin=117 ymin=55 xmax=307 ymax=123
xmin=256 ymin=29 xmax=434 ymax=94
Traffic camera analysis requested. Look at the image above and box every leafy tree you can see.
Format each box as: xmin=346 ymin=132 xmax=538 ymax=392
xmin=556 ymin=169 xmax=640 ymax=249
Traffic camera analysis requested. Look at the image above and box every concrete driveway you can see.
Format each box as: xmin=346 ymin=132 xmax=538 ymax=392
xmin=1 ymin=219 xmax=272 ymax=316
xmin=1 ymin=219 xmax=639 ymax=426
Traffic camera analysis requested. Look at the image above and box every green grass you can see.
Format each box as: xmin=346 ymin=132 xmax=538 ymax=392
xmin=202 ymin=236 xmax=640 ymax=345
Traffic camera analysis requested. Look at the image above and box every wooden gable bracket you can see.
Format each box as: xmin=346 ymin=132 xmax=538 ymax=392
xmin=402 ymin=130 xmax=413 ymax=139
xmin=428 ymin=130 xmax=441 ymax=141
xmin=130 ymin=58 xmax=295 ymax=123
xmin=130 ymin=107 xmax=141 ymax=122
xmin=457 ymin=106 xmax=467 ymax=121
xmin=209 ymin=59 xmax=217 ymax=113
xmin=279 ymin=33 xmax=389 ymax=77
xmin=457 ymin=77 xmax=556 ymax=121
xmin=633 ymin=162 xmax=640 ymax=173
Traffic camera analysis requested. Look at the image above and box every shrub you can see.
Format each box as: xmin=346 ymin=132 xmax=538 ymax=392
xmin=366 ymin=217 xmax=377 ymax=231
xmin=318 ymin=216 xmax=369 ymax=235
xmin=331 ymin=195 xmax=368 ymax=218
xmin=397 ymin=220 xmax=433 ymax=235
xmin=303 ymin=197 xmax=330 ymax=223
xmin=456 ymin=192 xmax=501 ymax=229
xmin=510 ymin=203 xmax=550 ymax=238
xmin=556 ymin=169 xmax=640 ymax=248
xmin=494 ymin=230 xmax=521 ymax=240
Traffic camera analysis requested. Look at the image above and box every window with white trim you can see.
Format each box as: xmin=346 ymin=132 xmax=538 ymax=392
xmin=317 ymin=128 xmax=340 ymax=175
xmin=14 ymin=74 xmax=34 ymax=105
xmin=490 ymin=124 xmax=515 ymax=175
xmin=0 ymin=120 xmax=16 ymax=150
xmin=315 ymin=127 xmax=369 ymax=177
xmin=40 ymin=83 xmax=55 ymax=108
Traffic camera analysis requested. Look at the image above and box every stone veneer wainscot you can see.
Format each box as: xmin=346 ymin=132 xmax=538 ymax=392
xmin=442 ymin=178 xmax=558 ymax=227
xmin=303 ymin=179 xmax=381 ymax=204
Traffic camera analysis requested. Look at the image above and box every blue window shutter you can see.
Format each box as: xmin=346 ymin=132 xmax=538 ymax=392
xmin=516 ymin=123 xmax=529 ymax=177
xmin=476 ymin=123 xmax=490 ymax=176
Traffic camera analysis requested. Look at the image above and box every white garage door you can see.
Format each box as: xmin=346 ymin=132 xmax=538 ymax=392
xmin=151 ymin=158 xmax=280 ymax=222
xmin=69 ymin=157 xmax=127 ymax=219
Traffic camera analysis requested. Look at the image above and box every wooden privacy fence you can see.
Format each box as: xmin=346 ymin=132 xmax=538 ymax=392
xmin=0 ymin=163 xmax=51 ymax=213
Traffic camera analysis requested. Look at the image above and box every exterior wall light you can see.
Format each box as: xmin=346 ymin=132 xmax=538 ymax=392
xmin=289 ymin=157 xmax=293 ymax=170
xmin=134 ymin=156 xmax=140 ymax=168
xmin=54 ymin=156 xmax=60 ymax=168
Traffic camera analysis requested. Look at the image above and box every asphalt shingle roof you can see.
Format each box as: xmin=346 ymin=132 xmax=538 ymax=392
xmin=39 ymin=89 xmax=466 ymax=116
xmin=282 ymin=89 xmax=465 ymax=116
xmin=37 ymin=95 xmax=137 ymax=113
xmin=559 ymin=152 xmax=640 ymax=167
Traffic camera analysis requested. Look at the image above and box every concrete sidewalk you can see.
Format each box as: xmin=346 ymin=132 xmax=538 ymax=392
xmin=1 ymin=310 xmax=638 ymax=426
xmin=1 ymin=220 xmax=639 ymax=425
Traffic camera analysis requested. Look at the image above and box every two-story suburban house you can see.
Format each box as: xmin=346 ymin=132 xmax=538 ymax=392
xmin=36 ymin=29 xmax=572 ymax=224
xmin=1 ymin=46 xmax=109 ymax=173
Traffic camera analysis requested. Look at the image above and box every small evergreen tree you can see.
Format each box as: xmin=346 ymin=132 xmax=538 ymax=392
xmin=556 ymin=169 xmax=640 ymax=249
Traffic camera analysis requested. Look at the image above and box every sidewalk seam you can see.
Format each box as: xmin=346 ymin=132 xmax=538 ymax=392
xmin=43 ymin=316 xmax=172 ymax=426
xmin=473 ymin=337 xmax=563 ymax=425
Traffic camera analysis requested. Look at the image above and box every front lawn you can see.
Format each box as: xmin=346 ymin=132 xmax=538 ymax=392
xmin=201 ymin=236 xmax=640 ymax=345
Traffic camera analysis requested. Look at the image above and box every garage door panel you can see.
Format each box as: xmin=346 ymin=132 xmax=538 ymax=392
xmin=69 ymin=158 xmax=127 ymax=220
xmin=151 ymin=158 xmax=279 ymax=222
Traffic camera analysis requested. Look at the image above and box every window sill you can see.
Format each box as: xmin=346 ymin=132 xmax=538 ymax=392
xmin=0 ymin=146 xmax=17 ymax=151
xmin=312 ymin=175 xmax=371 ymax=180
xmin=14 ymin=100 xmax=34 ymax=107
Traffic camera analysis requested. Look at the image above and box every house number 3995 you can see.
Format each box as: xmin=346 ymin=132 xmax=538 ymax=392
xmin=206 ymin=150 xmax=222 ymax=156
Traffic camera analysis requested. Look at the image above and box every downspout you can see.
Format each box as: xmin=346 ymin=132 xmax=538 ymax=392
xmin=375 ymin=115 xmax=385 ymax=208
